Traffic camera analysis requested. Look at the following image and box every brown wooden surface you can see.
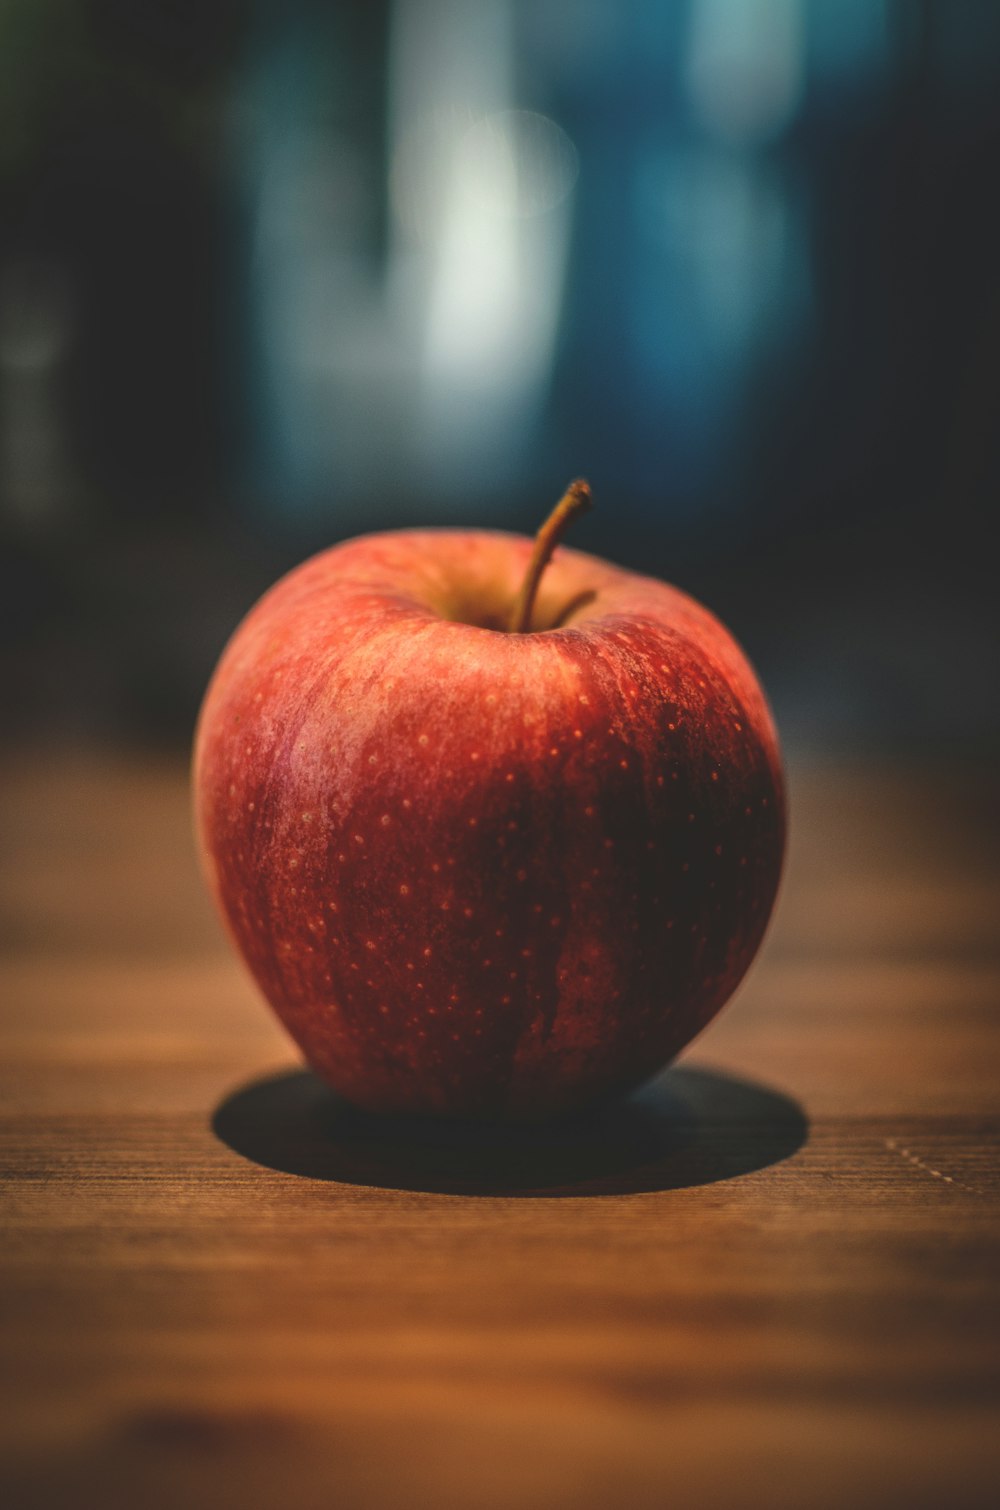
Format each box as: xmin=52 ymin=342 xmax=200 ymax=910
xmin=2 ymin=749 xmax=999 ymax=1510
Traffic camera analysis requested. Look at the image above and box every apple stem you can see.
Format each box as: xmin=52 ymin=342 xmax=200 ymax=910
xmin=509 ymin=480 xmax=592 ymax=634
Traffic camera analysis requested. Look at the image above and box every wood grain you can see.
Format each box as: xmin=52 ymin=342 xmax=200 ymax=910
xmin=2 ymin=749 xmax=999 ymax=1510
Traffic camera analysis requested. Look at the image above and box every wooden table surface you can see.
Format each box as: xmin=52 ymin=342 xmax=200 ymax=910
xmin=2 ymin=749 xmax=999 ymax=1510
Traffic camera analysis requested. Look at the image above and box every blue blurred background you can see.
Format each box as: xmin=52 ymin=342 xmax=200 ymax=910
xmin=1 ymin=0 xmax=998 ymax=755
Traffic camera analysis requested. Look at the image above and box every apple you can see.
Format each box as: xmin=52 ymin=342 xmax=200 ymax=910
xmin=194 ymin=483 xmax=784 ymax=1118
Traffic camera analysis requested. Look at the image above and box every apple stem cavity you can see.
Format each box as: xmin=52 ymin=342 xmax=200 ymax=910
xmin=509 ymin=479 xmax=593 ymax=634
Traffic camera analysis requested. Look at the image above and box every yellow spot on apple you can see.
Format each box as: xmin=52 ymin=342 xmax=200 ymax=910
xmin=399 ymin=884 xmax=410 ymax=897
xmin=418 ymin=734 xmax=429 ymax=747
xmin=380 ymin=814 xmax=391 ymax=826
xmin=248 ymin=801 xmax=255 ymax=811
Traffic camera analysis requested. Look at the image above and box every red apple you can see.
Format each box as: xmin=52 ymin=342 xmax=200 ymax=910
xmin=194 ymin=484 xmax=784 ymax=1118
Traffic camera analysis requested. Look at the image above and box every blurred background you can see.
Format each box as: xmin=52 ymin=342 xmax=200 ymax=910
xmin=1 ymin=0 xmax=998 ymax=758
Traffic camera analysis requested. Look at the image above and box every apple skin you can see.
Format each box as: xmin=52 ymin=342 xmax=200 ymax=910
xmin=193 ymin=529 xmax=784 ymax=1119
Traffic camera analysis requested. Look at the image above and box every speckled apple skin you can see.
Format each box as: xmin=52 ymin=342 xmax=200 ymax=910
xmin=193 ymin=531 xmax=785 ymax=1118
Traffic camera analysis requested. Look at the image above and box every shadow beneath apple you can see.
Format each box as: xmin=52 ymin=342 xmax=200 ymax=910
xmin=211 ymin=1064 xmax=807 ymax=1196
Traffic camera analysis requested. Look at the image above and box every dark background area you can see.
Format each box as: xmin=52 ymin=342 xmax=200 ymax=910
xmin=1 ymin=0 xmax=997 ymax=758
